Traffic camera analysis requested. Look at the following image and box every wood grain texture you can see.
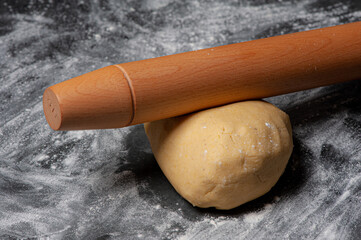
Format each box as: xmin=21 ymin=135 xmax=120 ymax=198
xmin=43 ymin=21 xmax=361 ymax=130
xmin=43 ymin=65 xmax=133 ymax=130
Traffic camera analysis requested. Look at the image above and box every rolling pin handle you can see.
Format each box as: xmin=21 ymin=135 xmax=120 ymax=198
xmin=43 ymin=65 xmax=133 ymax=130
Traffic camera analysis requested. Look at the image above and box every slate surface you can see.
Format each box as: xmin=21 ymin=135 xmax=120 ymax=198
xmin=0 ymin=0 xmax=360 ymax=239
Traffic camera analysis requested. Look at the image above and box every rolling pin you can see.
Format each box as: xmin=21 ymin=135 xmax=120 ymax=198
xmin=43 ymin=21 xmax=361 ymax=130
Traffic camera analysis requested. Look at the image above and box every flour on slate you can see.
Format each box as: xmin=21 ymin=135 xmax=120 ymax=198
xmin=1 ymin=0 xmax=360 ymax=239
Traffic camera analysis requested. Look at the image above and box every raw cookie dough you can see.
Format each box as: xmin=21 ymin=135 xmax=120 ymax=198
xmin=144 ymin=100 xmax=293 ymax=210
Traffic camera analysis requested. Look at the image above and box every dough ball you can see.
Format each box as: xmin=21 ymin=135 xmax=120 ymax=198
xmin=144 ymin=101 xmax=293 ymax=210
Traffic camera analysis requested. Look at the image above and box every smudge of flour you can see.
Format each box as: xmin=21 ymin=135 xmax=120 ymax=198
xmin=1 ymin=0 xmax=360 ymax=239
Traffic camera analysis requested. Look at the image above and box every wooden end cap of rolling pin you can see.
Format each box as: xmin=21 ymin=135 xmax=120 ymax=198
xmin=43 ymin=21 xmax=361 ymax=130
xmin=43 ymin=66 xmax=134 ymax=130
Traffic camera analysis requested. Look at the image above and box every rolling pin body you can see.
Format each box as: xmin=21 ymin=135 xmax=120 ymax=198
xmin=43 ymin=21 xmax=361 ymax=130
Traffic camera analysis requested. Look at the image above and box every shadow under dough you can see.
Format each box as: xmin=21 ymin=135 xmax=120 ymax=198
xmin=115 ymin=79 xmax=361 ymax=220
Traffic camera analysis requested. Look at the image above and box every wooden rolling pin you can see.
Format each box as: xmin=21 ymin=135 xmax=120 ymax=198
xmin=43 ymin=21 xmax=361 ymax=130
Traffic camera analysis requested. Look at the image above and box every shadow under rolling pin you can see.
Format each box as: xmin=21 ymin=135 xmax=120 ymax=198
xmin=43 ymin=21 xmax=361 ymax=131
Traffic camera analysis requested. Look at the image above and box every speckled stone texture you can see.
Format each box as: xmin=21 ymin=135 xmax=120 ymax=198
xmin=0 ymin=0 xmax=360 ymax=239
